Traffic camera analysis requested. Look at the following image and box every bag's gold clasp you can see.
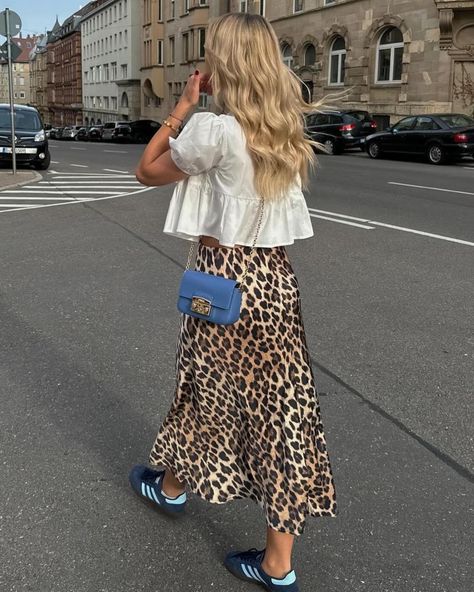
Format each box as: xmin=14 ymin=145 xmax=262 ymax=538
xmin=191 ymin=296 xmax=212 ymax=316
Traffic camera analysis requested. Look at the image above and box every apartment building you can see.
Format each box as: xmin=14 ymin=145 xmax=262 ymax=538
xmin=232 ymin=0 xmax=474 ymax=125
xmin=81 ymin=0 xmax=142 ymax=125
xmin=140 ymin=0 xmax=226 ymax=122
xmin=0 ymin=35 xmax=38 ymax=105
xmin=29 ymin=35 xmax=49 ymax=122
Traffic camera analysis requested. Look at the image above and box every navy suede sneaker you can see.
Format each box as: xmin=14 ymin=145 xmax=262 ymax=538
xmin=128 ymin=465 xmax=187 ymax=516
xmin=224 ymin=548 xmax=299 ymax=592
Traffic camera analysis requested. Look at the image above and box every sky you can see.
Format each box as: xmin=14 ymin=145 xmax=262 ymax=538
xmin=1 ymin=1 xmax=85 ymax=36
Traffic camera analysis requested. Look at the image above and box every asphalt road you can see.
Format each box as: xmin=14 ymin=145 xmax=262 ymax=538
xmin=0 ymin=140 xmax=473 ymax=592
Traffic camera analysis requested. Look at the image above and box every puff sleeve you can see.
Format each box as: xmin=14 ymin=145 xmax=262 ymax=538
xmin=169 ymin=112 xmax=226 ymax=176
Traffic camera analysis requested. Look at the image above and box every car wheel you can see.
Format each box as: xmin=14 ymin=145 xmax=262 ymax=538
xmin=367 ymin=141 xmax=382 ymax=159
xmin=33 ymin=152 xmax=51 ymax=171
xmin=323 ymin=138 xmax=336 ymax=155
xmin=427 ymin=144 xmax=446 ymax=165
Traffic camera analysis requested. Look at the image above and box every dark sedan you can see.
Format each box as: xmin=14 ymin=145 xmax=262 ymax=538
xmin=364 ymin=113 xmax=474 ymax=164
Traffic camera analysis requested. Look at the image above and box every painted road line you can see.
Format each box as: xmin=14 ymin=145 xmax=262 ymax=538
xmin=103 ymin=149 xmax=128 ymax=153
xmin=0 ymin=204 xmax=38 ymax=208
xmin=8 ymin=189 xmax=126 ymax=195
xmin=8 ymin=189 xmax=64 ymax=194
xmin=0 ymin=186 xmax=152 ymax=213
xmin=70 ymin=164 xmax=89 ymax=168
xmin=0 ymin=196 xmax=76 ymax=201
xmin=70 ymin=147 xmax=86 ymax=150
xmin=389 ymin=182 xmax=474 ymax=197
xmin=41 ymin=181 xmax=139 ymax=184
xmin=51 ymin=161 xmax=60 ymax=164
xmin=309 ymin=213 xmax=374 ymax=229
xmin=50 ymin=174 xmax=136 ymax=178
xmin=308 ymin=207 xmax=474 ymax=247
xmin=103 ymin=168 xmax=130 ymax=173
xmin=33 ymin=186 xmax=142 ymax=190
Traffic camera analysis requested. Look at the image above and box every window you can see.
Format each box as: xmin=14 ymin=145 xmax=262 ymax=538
xmin=19 ymin=91 xmax=26 ymax=98
xmin=259 ymin=0 xmax=266 ymax=16
xmin=104 ymin=96 xmax=109 ymax=109
xmin=144 ymin=40 xmax=152 ymax=66
xmin=293 ymin=0 xmax=303 ymax=13
xmin=198 ymin=28 xmax=205 ymax=59
xmin=304 ymin=43 xmax=316 ymax=66
xmin=144 ymin=0 xmax=151 ymax=23
xmin=111 ymin=96 xmax=117 ymax=110
xmin=158 ymin=0 xmax=163 ymax=21
xmin=119 ymin=1 xmax=122 ymax=19
xmin=199 ymin=92 xmax=208 ymax=109
xmin=281 ymin=44 xmax=293 ymax=68
xmin=329 ymin=37 xmax=346 ymax=85
xmin=169 ymin=36 xmax=175 ymax=64
xmin=184 ymin=0 xmax=190 ymax=13
xmin=171 ymin=0 xmax=175 ymax=18
xmin=121 ymin=64 xmax=128 ymax=79
xmin=157 ymin=39 xmax=163 ymax=65
xmin=124 ymin=30 xmax=128 ymax=46
xmin=376 ymin=27 xmax=403 ymax=83
xmin=414 ymin=117 xmax=440 ymax=131
xmin=124 ymin=0 xmax=127 ymax=16
xmin=393 ymin=116 xmax=416 ymax=132
xmin=104 ymin=63 xmax=109 ymax=81
xmin=111 ymin=62 xmax=117 ymax=80
xmin=240 ymin=1 xmax=248 ymax=13
xmin=183 ymin=33 xmax=189 ymax=62
xmin=121 ymin=92 xmax=129 ymax=108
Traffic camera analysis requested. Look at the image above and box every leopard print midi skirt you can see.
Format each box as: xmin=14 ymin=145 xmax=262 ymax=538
xmin=149 ymin=242 xmax=337 ymax=536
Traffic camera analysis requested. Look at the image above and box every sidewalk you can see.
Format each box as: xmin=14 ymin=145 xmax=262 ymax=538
xmin=0 ymin=169 xmax=42 ymax=191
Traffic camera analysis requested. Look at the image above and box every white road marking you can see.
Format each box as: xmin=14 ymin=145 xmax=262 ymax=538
xmin=104 ymin=149 xmax=128 ymax=154
xmin=41 ymin=181 xmax=139 ymax=185
xmin=50 ymin=174 xmax=136 ymax=178
xmin=0 ymin=196 xmax=76 ymax=201
xmin=34 ymin=186 xmax=141 ymax=190
xmin=70 ymin=147 xmax=86 ymax=151
xmin=8 ymin=189 xmax=63 ymax=194
xmin=0 ymin=204 xmax=38 ymax=208
xmin=0 ymin=186 xmax=152 ymax=213
xmin=51 ymin=161 xmax=60 ymax=164
xmin=103 ymin=168 xmax=130 ymax=174
xmin=463 ymin=167 xmax=474 ymax=171
xmin=70 ymin=164 xmax=89 ymax=168
xmin=309 ymin=213 xmax=374 ymax=229
xmin=389 ymin=182 xmax=474 ymax=197
xmin=308 ymin=208 xmax=474 ymax=247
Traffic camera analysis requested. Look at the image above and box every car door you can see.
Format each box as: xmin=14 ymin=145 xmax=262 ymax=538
xmin=306 ymin=113 xmax=331 ymax=142
xmin=102 ymin=122 xmax=115 ymax=141
xmin=389 ymin=116 xmax=417 ymax=152
xmin=412 ymin=117 xmax=442 ymax=154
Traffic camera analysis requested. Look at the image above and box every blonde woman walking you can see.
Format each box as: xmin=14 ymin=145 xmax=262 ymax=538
xmin=129 ymin=13 xmax=337 ymax=592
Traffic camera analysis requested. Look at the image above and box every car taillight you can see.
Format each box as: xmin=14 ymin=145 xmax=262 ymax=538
xmin=370 ymin=121 xmax=377 ymax=128
xmin=340 ymin=123 xmax=356 ymax=132
xmin=453 ymin=133 xmax=468 ymax=143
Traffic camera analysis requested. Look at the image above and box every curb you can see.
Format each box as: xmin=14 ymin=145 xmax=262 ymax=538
xmin=0 ymin=171 xmax=43 ymax=192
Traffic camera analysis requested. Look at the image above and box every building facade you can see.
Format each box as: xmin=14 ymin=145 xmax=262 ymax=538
xmin=0 ymin=35 xmax=37 ymax=105
xmin=46 ymin=10 xmax=91 ymax=127
xmin=139 ymin=0 xmax=225 ymax=122
xmin=81 ymin=0 xmax=142 ymax=125
xmin=29 ymin=35 xmax=49 ymax=122
xmin=230 ymin=0 xmax=474 ymax=126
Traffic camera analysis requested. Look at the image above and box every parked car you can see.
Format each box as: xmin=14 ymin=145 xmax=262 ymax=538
xmin=87 ymin=125 xmax=104 ymax=141
xmin=0 ymin=103 xmax=51 ymax=170
xmin=76 ymin=126 xmax=90 ymax=141
xmin=304 ymin=109 xmax=377 ymax=154
xmin=364 ymin=113 xmax=474 ymax=164
xmin=129 ymin=119 xmax=160 ymax=143
xmin=49 ymin=126 xmax=63 ymax=139
xmin=61 ymin=125 xmax=83 ymax=140
xmin=101 ymin=121 xmax=131 ymax=142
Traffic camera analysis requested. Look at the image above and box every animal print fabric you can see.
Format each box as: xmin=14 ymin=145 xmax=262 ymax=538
xmin=149 ymin=242 xmax=337 ymax=535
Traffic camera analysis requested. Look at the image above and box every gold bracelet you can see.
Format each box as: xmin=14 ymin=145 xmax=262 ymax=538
xmin=162 ymin=119 xmax=180 ymax=133
xmin=168 ymin=113 xmax=183 ymax=123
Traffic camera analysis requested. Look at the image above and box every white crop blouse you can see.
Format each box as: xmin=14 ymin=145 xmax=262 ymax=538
xmin=165 ymin=111 xmax=314 ymax=248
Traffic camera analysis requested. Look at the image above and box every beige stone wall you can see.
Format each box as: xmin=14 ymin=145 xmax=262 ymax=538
xmin=0 ymin=62 xmax=31 ymax=105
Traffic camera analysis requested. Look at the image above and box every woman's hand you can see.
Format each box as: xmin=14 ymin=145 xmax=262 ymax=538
xmin=180 ymin=70 xmax=202 ymax=108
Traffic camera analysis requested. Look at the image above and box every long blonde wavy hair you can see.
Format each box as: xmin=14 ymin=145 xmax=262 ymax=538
xmin=205 ymin=12 xmax=339 ymax=201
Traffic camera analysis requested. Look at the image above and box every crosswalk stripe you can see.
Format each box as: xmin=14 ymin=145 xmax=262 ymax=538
xmin=31 ymin=186 xmax=141 ymax=190
xmin=0 ymin=196 xmax=76 ymax=201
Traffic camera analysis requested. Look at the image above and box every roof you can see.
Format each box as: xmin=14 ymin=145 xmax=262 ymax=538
xmin=0 ymin=103 xmax=39 ymax=112
xmin=0 ymin=35 xmax=38 ymax=64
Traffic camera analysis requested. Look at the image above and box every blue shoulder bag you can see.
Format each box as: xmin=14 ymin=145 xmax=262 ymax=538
xmin=177 ymin=174 xmax=265 ymax=325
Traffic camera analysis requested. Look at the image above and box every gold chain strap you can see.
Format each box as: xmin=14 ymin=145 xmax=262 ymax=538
xmin=185 ymin=173 xmax=265 ymax=290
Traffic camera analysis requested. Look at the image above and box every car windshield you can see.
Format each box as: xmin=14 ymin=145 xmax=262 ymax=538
xmin=0 ymin=108 xmax=42 ymax=131
xmin=438 ymin=114 xmax=474 ymax=128
xmin=347 ymin=111 xmax=371 ymax=122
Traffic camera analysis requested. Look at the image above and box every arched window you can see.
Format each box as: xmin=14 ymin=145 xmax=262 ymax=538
xmin=121 ymin=92 xmax=129 ymax=108
xmin=97 ymin=118 xmax=102 ymax=125
xmin=329 ymin=37 xmax=346 ymax=85
xmin=304 ymin=44 xmax=316 ymax=66
xmin=376 ymin=27 xmax=403 ymax=83
xmin=281 ymin=44 xmax=293 ymax=68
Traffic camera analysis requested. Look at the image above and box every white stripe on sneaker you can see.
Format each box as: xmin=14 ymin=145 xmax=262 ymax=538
xmin=150 ymin=487 xmax=161 ymax=504
xmin=146 ymin=484 xmax=154 ymax=501
xmin=241 ymin=565 xmax=253 ymax=579
xmin=141 ymin=482 xmax=147 ymax=497
xmin=250 ymin=566 xmax=266 ymax=583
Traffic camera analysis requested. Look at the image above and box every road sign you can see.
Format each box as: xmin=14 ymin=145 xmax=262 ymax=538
xmin=0 ymin=9 xmax=21 ymax=37
xmin=0 ymin=40 xmax=22 ymax=61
